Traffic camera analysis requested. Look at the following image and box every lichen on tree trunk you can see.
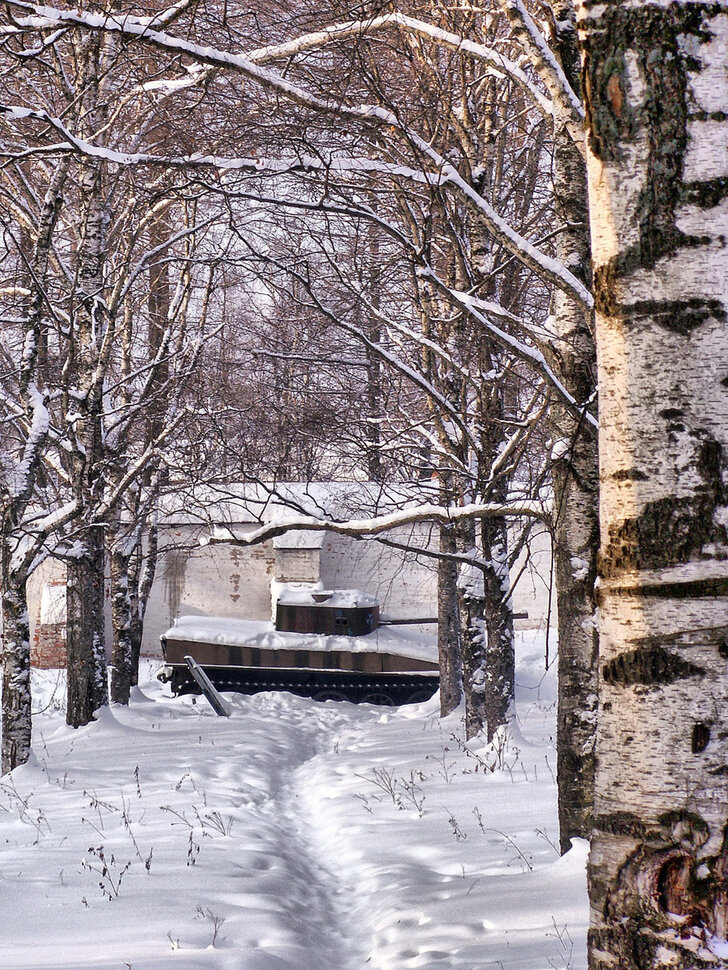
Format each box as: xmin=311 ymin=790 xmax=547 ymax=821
xmin=578 ymin=2 xmax=728 ymax=965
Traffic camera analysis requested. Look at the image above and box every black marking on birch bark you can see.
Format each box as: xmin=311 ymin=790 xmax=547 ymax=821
xmin=683 ymin=176 xmax=728 ymax=209
xmin=583 ymin=4 xmax=728 ymax=331
xmin=610 ymin=467 xmax=648 ymax=481
xmin=691 ymin=723 xmax=711 ymax=753
xmin=600 ymin=433 xmax=727 ymax=575
xmin=605 ymin=625 xmax=728 ymax=653
xmin=719 ymin=640 xmax=728 ymax=659
xmin=621 ymin=297 xmax=725 ymax=334
xmin=593 ymin=811 xmax=646 ymax=839
xmin=657 ymin=810 xmax=710 ymax=848
xmin=602 ymin=646 xmax=704 ymax=687
xmin=601 ymin=576 xmax=728 ymax=600
xmin=600 ymin=494 xmax=721 ymax=573
xmin=594 ymin=263 xmax=725 ymax=333
xmin=692 ymin=109 xmax=728 ymax=122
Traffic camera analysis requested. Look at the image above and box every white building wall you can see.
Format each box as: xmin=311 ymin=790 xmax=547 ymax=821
xmin=27 ymin=511 xmax=555 ymax=663
xmin=138 ymin=520 xmax=556 ymax=657
xmin=509 ymin=524 xmax=555 ymax=631
xmin=142 ymin=527 xmax=275 ymax=656
xmin=320 ymin=527 xmax=437 ymax=622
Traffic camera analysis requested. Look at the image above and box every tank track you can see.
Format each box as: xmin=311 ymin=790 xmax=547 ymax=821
xmin=166 ymin=664 xmax=439 ymax=706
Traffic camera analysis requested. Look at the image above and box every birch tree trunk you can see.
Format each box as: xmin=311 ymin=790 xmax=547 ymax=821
xmin=457 ymin=553 xmax=489 ymax=740
xmin=458 ymin=511 xmax=515 ymax=741
xmin=109 ymin=515 xmax=134 ymax=706
xmin=1 ymin=571 xmax=32 ymax=774
xmin=437 ymin=521 xmax=462 ymax=716
xmin=65 ymin=150 xmax=109 ymax=727
xmin=66 ymin=524 xmax=107 ymax=727
xmin=130 ymin=516 xmax=159 ymax=688
xmin=578 ymin=3 xmax=728 ymax=965
xmin=0 ymin=154 xmax=67 ymax=772
xmin=546 ymin=0 xmax=601 ymax=855
xmin=480 ymin=514 xmax=516 ymax=742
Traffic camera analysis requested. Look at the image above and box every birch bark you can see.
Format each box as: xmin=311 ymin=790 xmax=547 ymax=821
xmin=1 ymin=568 xmax=32 ymax=774
xmin=437 ymin=520 xmax=462 ymax=716
xmin=130 ymin=514 xmax=158 ymax=687
xmin=108 ymin=511 xmax=134 ymax=706
xmin=66 ymin=524 xmax=107 ymax=726
xmin=479 ymin=513 xmax=516 ymax=742
xmin=64 ymin=150 xmax=109 ymax=726
xmin=577 ymin=2 xmax=728 ymax=964
xmin=544 ymin=0 xmax=601 ymax=855
xmin=0 ymin=154 xmax=68 ymax=772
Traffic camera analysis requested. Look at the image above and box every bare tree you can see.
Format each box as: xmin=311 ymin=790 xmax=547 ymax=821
xmin=0 ymin=8 xmax=226 ymax=734
xmin=0 ymin=2 xmax=598 ymax=761
xmin=0 ymin=95 xmax=78 ymax=767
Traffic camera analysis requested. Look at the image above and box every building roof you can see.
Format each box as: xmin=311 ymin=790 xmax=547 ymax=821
xmin=156 ymin=481 xmax=439 ymax=528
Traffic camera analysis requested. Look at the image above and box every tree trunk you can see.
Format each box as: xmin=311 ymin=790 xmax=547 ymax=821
xmin=61 ymin=29 xmax=117 ymax=728
xmin=547 ymin=0 xmax=601 ymax=855
xmin=1 ymin=572 xmax=32 ymax=774
xmin=578 ymin=3 xmax=728 ymax=965
xmin=458 ymin=513 xmax=515 ymax=741
xmin=66 ymin=526 xmax=107 ymax=727
xmin=130 ymin=515 xmax=159 ymax=687
xmin=437 ymin=522 xmax=462 ymax=716
xmin=1 ymin=157 xmax=67 ymax=773
xmin=109 ymin=524 xmax=156 ymax=700
xmin=480 ymin=515 xmax=515 ymax=742
xmin=109 ymin=533 xmax=133 ymax=705
xmin=458 ymin=568 xmax=487 ymax=740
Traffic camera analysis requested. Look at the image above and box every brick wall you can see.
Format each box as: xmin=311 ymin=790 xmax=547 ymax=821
xmin=30 ymin=621 xmax=67 ymax=669
xmin=28 ymin=561 xmax=68 ymax=669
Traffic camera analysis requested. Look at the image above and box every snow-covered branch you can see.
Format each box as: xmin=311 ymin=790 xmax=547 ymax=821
xmin=495 ymin=0 xmax=584 ymax=151
xmin=246 ymin=12 xmax=554 ymax=121
xmin=2 ymin=383 xmax=48 ymax=500
xmin=416 ymin=269 xmax=597 ymax=429
xmin=0 ymin=4 xmax=592 ymax=311
xmin=203 ymin=500 xmax=546 ymax=549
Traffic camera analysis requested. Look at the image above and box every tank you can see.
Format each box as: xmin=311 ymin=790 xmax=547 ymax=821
xmin=158 ymin=589 xmax=439 ymax=706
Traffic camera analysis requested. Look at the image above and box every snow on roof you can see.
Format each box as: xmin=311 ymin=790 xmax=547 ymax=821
xmin=163 ymin=614 xmax=437 ymax=664
xmin=155 ymin=480 xmax=440 ymax=527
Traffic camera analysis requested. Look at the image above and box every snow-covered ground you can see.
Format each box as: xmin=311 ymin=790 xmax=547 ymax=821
xmin=0 ymin=631 xmax=587 ymax=970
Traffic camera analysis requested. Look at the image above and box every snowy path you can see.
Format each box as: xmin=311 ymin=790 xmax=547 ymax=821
xmin=0 ymin=686 xmax=376 ymax=970
xmin=0 ymin=635 xmax=588 ymax=970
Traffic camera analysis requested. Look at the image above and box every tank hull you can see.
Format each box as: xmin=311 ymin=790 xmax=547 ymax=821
xmin=160 ymin=610 xmax=439 ymax=707
xmin=165 ymin=662 xmax=438 ymax=706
